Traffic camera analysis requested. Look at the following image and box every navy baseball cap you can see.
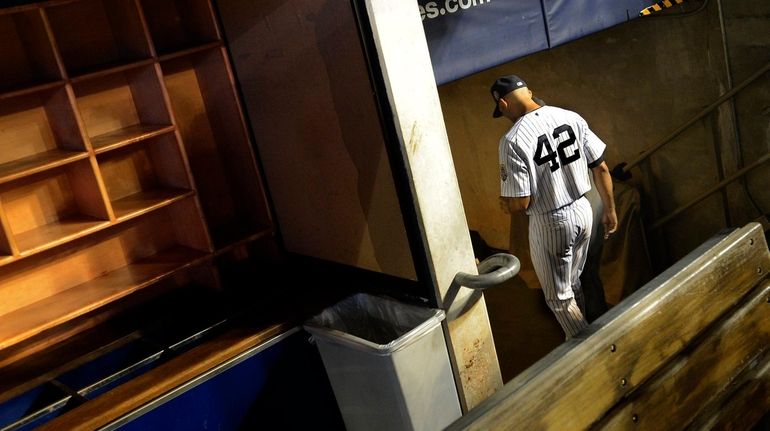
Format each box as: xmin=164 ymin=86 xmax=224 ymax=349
xmin=491 ymin=75 xmax=527 ymax=118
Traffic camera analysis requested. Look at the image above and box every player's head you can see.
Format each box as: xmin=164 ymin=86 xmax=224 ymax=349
xmin=490 ymin=75 xmax=537 ymax=121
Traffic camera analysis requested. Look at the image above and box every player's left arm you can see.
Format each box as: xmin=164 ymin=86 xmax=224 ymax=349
xmin=580 ymin=116 xmax=618 ymax=239
xmin=499 ymin=137 xmax=531 ymax=214
xmin=590 ymin=162 xmax=618 ymax=239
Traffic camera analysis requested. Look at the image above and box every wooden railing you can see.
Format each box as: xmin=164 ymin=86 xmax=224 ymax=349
xmin=449 ymin=223 xmax=770 ymax=430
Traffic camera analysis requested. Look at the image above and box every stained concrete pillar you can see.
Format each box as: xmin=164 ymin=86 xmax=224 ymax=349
xmin=358 ymin=0 xmax=503 ymax=411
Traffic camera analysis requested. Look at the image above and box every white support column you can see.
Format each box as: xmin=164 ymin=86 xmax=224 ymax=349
xmin=361 ymin=0 xmax=503 ymax=410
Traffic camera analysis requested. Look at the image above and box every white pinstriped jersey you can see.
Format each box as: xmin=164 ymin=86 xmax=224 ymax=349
xmin=499 ymin=106 xmax=606 ymax=215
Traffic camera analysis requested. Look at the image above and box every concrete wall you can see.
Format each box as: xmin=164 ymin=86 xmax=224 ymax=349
xmin=438 ymin=0 xmax=769 ymax=268
xmin=216 ymin=0 xmax=417 ymax=280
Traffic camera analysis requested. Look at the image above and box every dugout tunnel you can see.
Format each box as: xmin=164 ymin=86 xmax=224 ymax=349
xmin=0 ymin=0 xmax=769 ymax=429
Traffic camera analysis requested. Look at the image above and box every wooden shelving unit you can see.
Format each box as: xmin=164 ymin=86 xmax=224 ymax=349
xmin=0 ymin=0 xmax=276 ymax=367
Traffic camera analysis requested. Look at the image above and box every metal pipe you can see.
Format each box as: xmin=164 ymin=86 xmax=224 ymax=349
xmin=650 ymin=152 xmax=770 ymax=230
xmin=713 ymin=0 xmax=733 ymax=226
xmin=454 ymin=253 xmax=520 ymax=290
xmin=621 ymin=62 xmax=770 ymax=172
xmin=716 ymin=0 xmax=766 ymax=217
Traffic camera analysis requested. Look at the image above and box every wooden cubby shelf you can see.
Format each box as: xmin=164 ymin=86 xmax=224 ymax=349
xmin=0 ymin=245 xmax=208 ymax=350
xmin=139 ymin=0 xmax=220 ymax=56
xmin=97 ymin=133 xmax=192 ymax=221
xmin=45 ymin=0 xmax=152 ymax=77
xmin=0 ymin=160 xmax=110 ymax=256
xmin=0 ymin=197 xmax=211 ymax=351
xmin=0 ymin=8 xmax=62 ymax=95
xmin=73 ymin=64 xmax=173 ymax=149
xmin=0 ymin=85 xmax=88 ymax=186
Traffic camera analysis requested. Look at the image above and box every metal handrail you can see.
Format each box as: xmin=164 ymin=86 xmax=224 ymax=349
xmin=454 ymin=253 xmax=520 ymax=290
xmin=618 ymin=61 xmax=770 ymax=173
xmin=650 ymin=152 xmax=770 ymax=230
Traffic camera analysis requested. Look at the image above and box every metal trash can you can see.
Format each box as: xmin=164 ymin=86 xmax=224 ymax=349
xmin=304 ymin=293 xmax=462 ymax=431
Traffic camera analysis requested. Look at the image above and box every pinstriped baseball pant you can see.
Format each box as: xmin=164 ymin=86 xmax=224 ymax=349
xmin=529 ymin=196 xmax=593 ymax=339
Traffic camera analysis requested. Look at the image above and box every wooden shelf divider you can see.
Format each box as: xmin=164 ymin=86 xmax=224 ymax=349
xmin=156 ymin=40 xmax=221 ymax=62
xmin=69 ymin=58 xmax=156 ymax=84
xmin=0 ymin=245 xmax=209 ymax=351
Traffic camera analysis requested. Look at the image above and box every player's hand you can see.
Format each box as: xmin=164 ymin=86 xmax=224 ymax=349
xmin=602 ymin=209 xmax=618 ymax=240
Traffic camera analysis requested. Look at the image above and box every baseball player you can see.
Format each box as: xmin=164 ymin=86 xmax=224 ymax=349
xmin=492 ymin=75 xmax=618 ymax=339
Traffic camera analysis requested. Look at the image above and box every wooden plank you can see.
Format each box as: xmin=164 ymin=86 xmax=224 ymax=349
xmin=91 ymin=124 xmax=175 ymax=153
xmin=595 ymin=280 xmax=770 ymax=430
xmin=0 ymin=81 xmax=64 ymax=102
xmin=38 ymin=6 xmax=67 ymax=79
xmin=111 ymin=188 xmax=192 ymax=220
xmin=68 ymin=58 xmax=154 ymax=84
xmin=67 ymin=159 xmax=112 ymax=220
xmin=37 ymin=322 xmax=294 ymax=431
xmin=156 ymin=40 xmax=221 ymax=62
xmin=0 ymin=198 xmax=18 ymax=257
xmin=0 ymin=149 xmax=88 ymax=186
xmin=45 ymin=85 xmax=88 ymax=154
xmin=15 ymin=216 xmax=108 ymax=255
xmin=166 ymin=195 xmax=212 ymax=252
xmin=685 ymin=352 xmax=770 ymax=431
xmin=0 ymin=245 xmax=208 ymax=350
xmin=450 ymin=223 xmax=770 ymax=430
